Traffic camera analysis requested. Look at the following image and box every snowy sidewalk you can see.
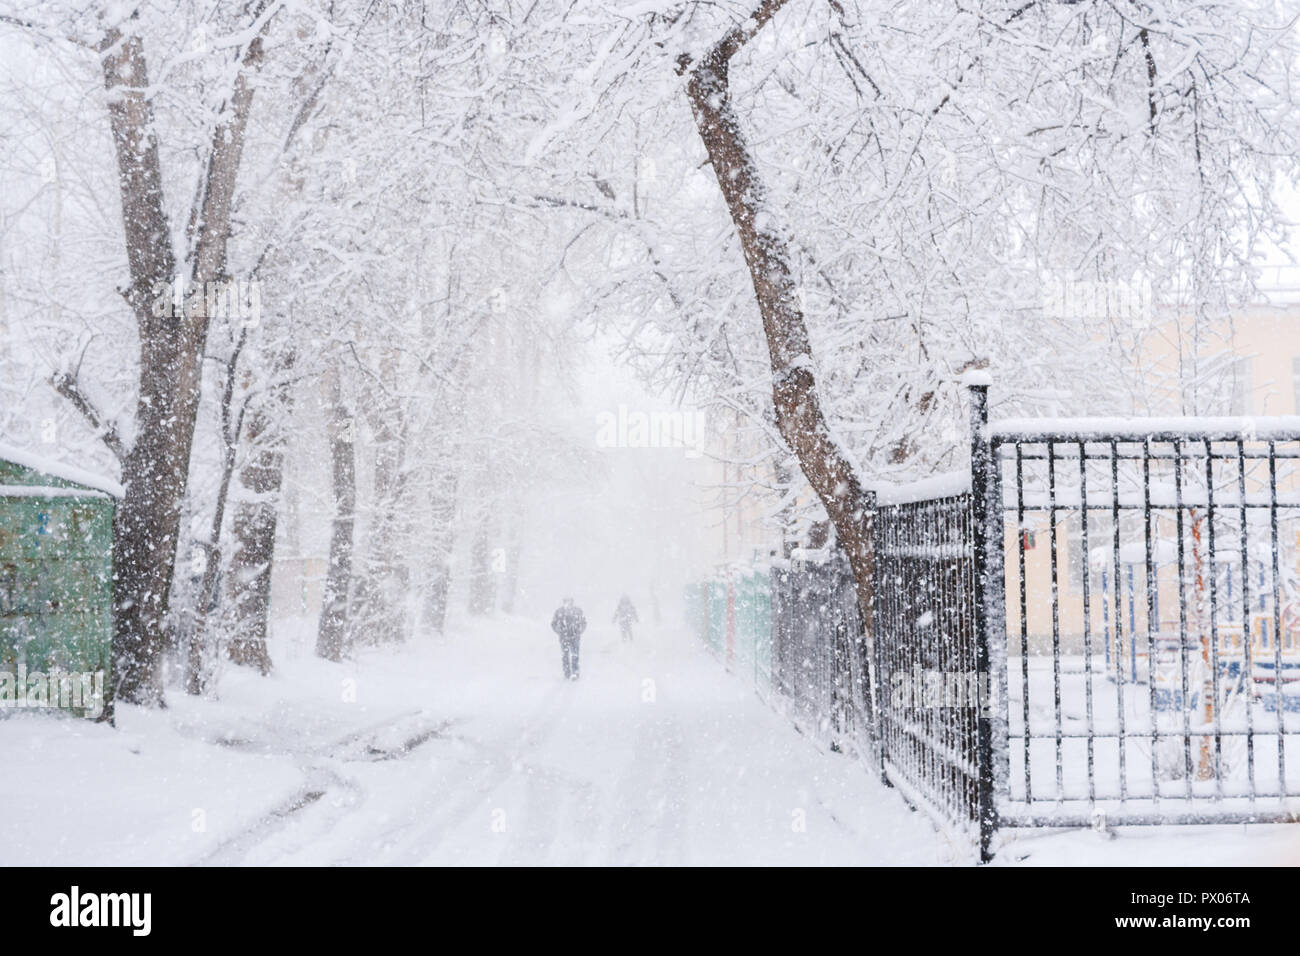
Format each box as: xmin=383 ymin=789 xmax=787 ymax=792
xmin=3 ymin=616 xmax=1298 ymax=865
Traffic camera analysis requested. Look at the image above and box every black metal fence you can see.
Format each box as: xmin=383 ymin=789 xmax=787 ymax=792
xmin=872 ymin=488 xmax=984 ymax=839
xmin=866 ymin=385 xmax=1002 ymax=857
xmin=761 ymin=384 xmax=1300 ymax=860
xmin=770 ymin=554 xmax=870 ymax=755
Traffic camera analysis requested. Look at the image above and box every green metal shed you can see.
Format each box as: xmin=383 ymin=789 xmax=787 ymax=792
xmin=0 ymin=443 xmax=118 ymax=719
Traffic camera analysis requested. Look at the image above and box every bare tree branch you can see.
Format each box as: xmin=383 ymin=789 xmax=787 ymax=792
xmin=51 ymin=371 xmax=125 ymax=459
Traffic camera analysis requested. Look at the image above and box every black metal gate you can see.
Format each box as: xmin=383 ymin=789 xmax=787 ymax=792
xmin=867 ymin=384 xmax=1300 ymax=860
xmin=992 ymin=406 xmax=1300 ymax=838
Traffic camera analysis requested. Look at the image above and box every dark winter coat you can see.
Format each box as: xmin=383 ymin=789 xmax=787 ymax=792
xmin=613 ymin=598 xmax=638 ymax=625
xmin=551 ymin=604 xmax=587 ymax=639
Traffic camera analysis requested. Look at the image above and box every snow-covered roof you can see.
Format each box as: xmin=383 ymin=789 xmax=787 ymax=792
xmin=0 ymin=485 xmax=112 ymax=499
xmin=0 ymin=441 xmax=123 ymax=498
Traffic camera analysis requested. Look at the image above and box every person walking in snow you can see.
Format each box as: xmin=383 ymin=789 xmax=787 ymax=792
xmin=551 ymin=597 xmax=587 ymax=680
xmin=613 ymin=594 xmax=638 ymax=642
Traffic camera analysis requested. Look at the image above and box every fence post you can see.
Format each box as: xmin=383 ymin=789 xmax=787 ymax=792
xmin=861 ymin=487 xmax=890 ymax=785
xmin=968 ymin=379 xmax=1007 ymax=862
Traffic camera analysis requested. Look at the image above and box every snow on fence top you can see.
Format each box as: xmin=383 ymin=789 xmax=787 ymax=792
xmin=871 ymin=470 xmax=972 ymax=506
xmin=956 ymin=368 xmax=993 ymax=388
xmin=867 ymin=470 xmax=1300 ymax=512
xmin=0 ymin=441 xmax=124 ymax=498
xmin=992 ymin=415 xmax=1300 ymax=442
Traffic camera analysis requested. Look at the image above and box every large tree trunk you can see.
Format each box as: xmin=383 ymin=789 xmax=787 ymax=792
xmin=226 ymin=348 xmax=297 ymax=673
xmin=93 ymin=17 xmax=266 ymax=706
xmin=99 ymin=29 xmax=182 ymax=706
xmin=316 ymin=372 xmax=356 ymax=661
xmin=682 ymin=1 xmax=876 ymax=720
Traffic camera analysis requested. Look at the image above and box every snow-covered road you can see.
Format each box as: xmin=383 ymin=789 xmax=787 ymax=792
xmin=196 ymin=618 xmax=942 ymax=865
xmin=4 ymin=616 xmax=1299 ymax=865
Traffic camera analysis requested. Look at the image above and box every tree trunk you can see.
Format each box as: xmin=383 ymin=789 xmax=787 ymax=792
xmin=354 ymin=383 xmax=411 ymax=643
xmin=467 ymin=507 xmax=495 ymax=616
xmin=499 ymin=501 xmax=523 ymax=614
xmin=94 ymin=18 xmax=266 ymax=706
xmin=422 ymin=471 xmax=458 ymax=635
xmin=185 ymin=328 xmax=249 ymax=694
xmin=226 ymin=349 xmax=297 ymax=673
xmin=316 ymin=373 xmax=356 ymax=662
xmin=99 ymin=28 xmax=183 ymax=706
xmin=683 ymin=1 xmax=876 ymax=720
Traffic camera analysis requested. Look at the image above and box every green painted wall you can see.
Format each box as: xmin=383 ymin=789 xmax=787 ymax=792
xmin=732 ymin=569 xmax=772 ymax=687
xmin=687 ymin=568 xmax=773 ymax=691
xmin=0 ymin=457 xmax=115 ymax=718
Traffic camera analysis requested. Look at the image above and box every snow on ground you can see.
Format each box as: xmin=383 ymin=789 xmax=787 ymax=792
xmin=997 ymin=821 xmax=1300 ymax=866
xmin=2 ymin=616 xmax=1299 ymax=865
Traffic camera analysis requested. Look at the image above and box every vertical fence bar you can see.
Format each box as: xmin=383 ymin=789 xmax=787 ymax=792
xmin=989 ymin=437 xmax=1010 ymax=838
xmin=1174 ymin=440 xmax=1194 ymax=795
xmin=1269 ymin=443 xmax=1286 ymax=787
xmin=1078 ymin=442 xmax=1096 ymax=805
xmin=1204 ymin=441 xmax=1224 ymax=794
xmin=873 ymin=494 xmax=892 ymax=787
xmin=1016 ymin=444 xmax=1032 ymax=804
xmin=861 ymin=496 xmax=876 ymax=761
xmin=1048 ymin=443 xmax=1064 ymax=801
xmin=968 ymin=383 xmax=1005 ymax=862
xmin=1143 ymin=439 xmax=1159 ymax=801
xmin=1237 ymin=440 xmax=1255 ymax=799
xmin=1110 ymin=440 xmax=1128 ymax=802
xmin=883 ymin=520 xmax=892 ymax=779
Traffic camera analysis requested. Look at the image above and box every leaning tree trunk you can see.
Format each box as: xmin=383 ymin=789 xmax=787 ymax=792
xmin=682 ymin=0 xmax=876 ymax=718
xmin=316 ymin=372 xmax=356 ymax=662
xmin=226 ymin=348 xmax=297 ymax=673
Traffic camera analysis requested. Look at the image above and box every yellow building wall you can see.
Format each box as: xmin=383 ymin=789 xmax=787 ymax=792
xmin=1006 ymin=294 xmax=1300 ymax=657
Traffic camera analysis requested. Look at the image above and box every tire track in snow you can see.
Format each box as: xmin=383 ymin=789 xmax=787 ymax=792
xmin=194 ymin=766 xmax=361 ymax=866
xmin=191 ymin=711 xmax=449 ymax=865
